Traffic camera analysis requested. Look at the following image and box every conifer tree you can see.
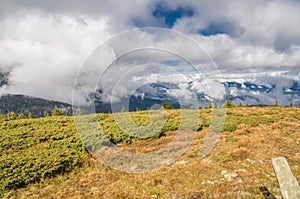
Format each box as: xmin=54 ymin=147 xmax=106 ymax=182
xmin=162 ymin=102 xmax=173 ymax=109
xmin=213 ymin=102 xmax=219 ymax=108
xmin=121 ymin=106 xmax=127 ymax=112
xmin=52 ymin=106 xmax=62 ymax=116
xmin=77 ymin=107 xmax=82 ymax=115
xmin=224 ymin=100 xmax=235 ymax=108
xmin=205 ymin=102 xmax=212 ymax=109
xmin=18 ymin=113 xmax=25 ymax=119
xmin=7 ymin=112 xmax=16 ymax=120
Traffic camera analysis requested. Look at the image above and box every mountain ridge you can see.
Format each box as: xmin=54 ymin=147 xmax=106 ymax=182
xmin=0 ymin=94 xmax=72 ymax=117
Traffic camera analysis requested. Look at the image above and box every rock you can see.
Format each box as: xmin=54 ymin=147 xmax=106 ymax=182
xmin=271 ymin=187 xmax=280 ymax=193
xmin=233 ymin=177 xmax=243 ymax=184
xmin=176 ymin=160 xmax=187 ymax=165
xmin=221 ymin=170 xmax=228 ymax=175
xmin=235 ymin=169 xmax=247 ymax=173
xmin=259 ymin=186 xmax=277 ymax=199
xmin=235 ymin=190 xmax=251 ymax=199
xmin=221 ymin=170 xmax=238 ymax=182
xmin=272 ymin=157 xmax=300 ymax=199
xmin=246 ymin=158 xmax=256 ymax=164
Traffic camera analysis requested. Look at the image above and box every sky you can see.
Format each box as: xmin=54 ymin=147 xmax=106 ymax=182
xmin=0 ymin=0 xmax=300 ymax=106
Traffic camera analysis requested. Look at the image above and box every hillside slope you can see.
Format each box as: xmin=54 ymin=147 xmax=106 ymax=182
xmin=0 ymin=94 xmax=73 ymax=117
xmin=1 ymin=107 xmax=300 ymax=198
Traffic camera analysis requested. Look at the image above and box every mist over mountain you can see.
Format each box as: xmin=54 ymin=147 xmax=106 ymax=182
xmin=0 ymin=70 xmax=9 ymax=87
xmin=2 ymin=68 xmax=300 ymax=117
xmin=90 ymin=67 xmax=300 ymax=113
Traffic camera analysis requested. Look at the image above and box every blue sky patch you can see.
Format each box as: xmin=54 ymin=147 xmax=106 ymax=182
xmin=152 ymin=3 xmax=194 ymax=28
xmin=199 ymin=21 xmax=241 ymax=37
xmin=162 ymin=60 xmax=181 ymax=66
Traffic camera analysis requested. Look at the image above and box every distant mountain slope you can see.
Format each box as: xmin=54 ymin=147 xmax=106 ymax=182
xmin=94 ymin=96 xmax=180 ymax=113
xmin=0 ymin=71 xmax=9 ymax=87
xmin=0 ymin=94 xmax=72 ymax=117
xmin=1 ymin=70 xmax=300 ymax=117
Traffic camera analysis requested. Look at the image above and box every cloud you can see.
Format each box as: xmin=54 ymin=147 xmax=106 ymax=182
xmin=170 ymin=0 xmax=300 ymax=50
xmin=0 ymin=0 xmax=300 ymax=106
xmin=0 ymin=12 xmax=111 ymax=103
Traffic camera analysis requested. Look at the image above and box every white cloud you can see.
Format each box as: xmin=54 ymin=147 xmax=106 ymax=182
xmin=0 ymin=0 xmax=300 ymax=106
xmin=0 ymin=12 xmax=111 ymax=103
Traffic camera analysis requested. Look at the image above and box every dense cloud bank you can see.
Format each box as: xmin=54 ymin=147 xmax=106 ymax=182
xmin=0 ymin=0 xmax=299 ymax=105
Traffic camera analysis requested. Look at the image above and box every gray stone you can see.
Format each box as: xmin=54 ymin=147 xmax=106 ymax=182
xmin=236 ymin=190 xmax=251 ymax=199
xmin=272 ymin=157 xmax=300 ymax=199
xmin=233 ymin=177 xmax=243 ymax=184
xmin=272 ymin=187 xmax=280 ymax=193
xmin=221 ymin=170 xmax=238 ymax=182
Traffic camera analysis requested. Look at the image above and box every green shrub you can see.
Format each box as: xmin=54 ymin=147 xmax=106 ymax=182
xmin=6 ymin=112 xmax=16 ymax=120
xmin=0 ymin=117 xmax=85 ymax=195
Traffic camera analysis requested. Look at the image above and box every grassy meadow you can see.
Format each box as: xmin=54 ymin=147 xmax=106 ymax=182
xmin=1 ymin=106 xmax=300 ymax=198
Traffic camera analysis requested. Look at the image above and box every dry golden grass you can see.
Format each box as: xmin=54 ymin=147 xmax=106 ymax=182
xmin=4 ymin=107 xmax=300 ymax=198
xmin=229 ymin=147 xmax=251 ymax=160
xmin=235 ymin=124 xmax=252 ymax=135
